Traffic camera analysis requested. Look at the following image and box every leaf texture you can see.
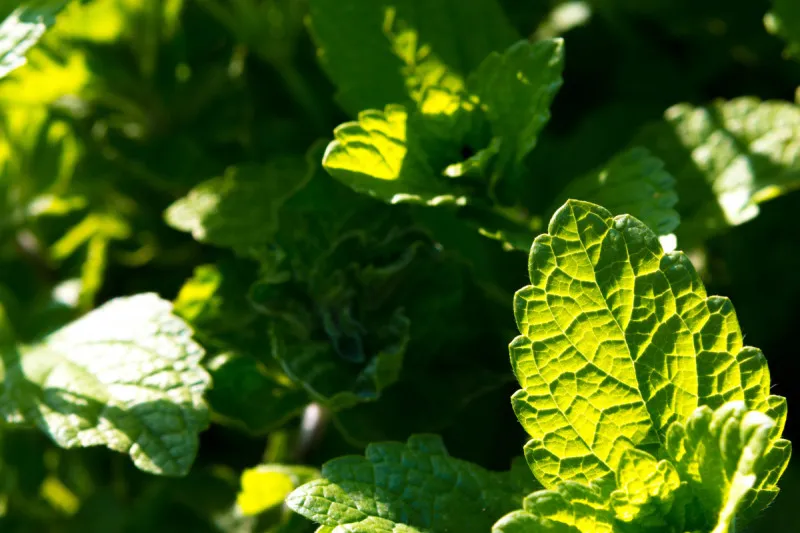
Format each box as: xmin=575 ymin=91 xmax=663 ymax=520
xmin=0 ymin=294 xmax=210 ymax=476
xmin=552 ymin=147 xmax=679 ymax=236
xmin=287 ymin=435 xmax=534 ymax=533
xmin=511 ymin=199 xmax=786 ymax=488
xmin=666 ymin=401 xmax=791 ymax=532
xmin=322 ymin=104 xmax=469 ymax=206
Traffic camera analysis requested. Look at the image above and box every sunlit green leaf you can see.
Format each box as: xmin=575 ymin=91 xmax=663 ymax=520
xmin=0 ymin=294 xmax=210 ymax=476
xmin=287 ymin=435 xmax=535 ymax=532
xmin=511 ymin=199 xmax=785 ymax=488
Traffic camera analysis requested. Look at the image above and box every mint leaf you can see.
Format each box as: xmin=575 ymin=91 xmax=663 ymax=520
xmin=308 ymin=0 xmax=517 ymax=114
xmin=321 ymin=38 xmax=565 ymax=248
xmin=494 ymin=403 xmax=789 ymax=533
xmin=766 ymin=0 xmax=800 ymax=60
xmin=610 ymin=448 xmax=683 ymax=527
xmin=634 ymin=98 xmax=800 ymax=244
xmin=322 ymin=104 xmax=469 ymax=206
xmin=511 ymin=199 xmax=785 ymax=488
xmin=269 ymin=310 xmax=409 ymax=411
xmin=165 ymin=159 xmax=309 ymax=253
xmin=206 ymin=352 xmax=307 ymax=435
xmin=493 ymin=452 xmax=684 ymax=533
xmin=287 ymin=435 xmax=534 ymax=533
xmin=468 ymin=38 xmax=564 ymax=183
xmin=552 ymin=147 xmax=679 ymax=236
xmin=666 ymin=401 xmax=791 ymax=531
xmin=0 ymin=1 xmax=67 ymax=79
xmin=0 ymin=293 xmax=210 ymax=476
xmin=494 ymin=481 xmax=614 ymax=533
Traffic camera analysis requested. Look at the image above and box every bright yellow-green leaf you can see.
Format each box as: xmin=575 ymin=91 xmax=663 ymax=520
xmin=237 ymin=464 xmax=319 ymax=516
xmin=511 ymin=200 xmax=785 ymax=488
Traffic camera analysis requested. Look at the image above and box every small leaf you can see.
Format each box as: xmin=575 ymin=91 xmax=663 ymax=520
xmin=0 ymin=294 xmax=210 ymax=476
xmin=322 ymin=104 xmax=470 ymax=207
xmin=287 ymin=435 xmax=533 ymax=533
xmin=165 ymin=159 xmax=310 ymax=253
xmin=610 ymin=449 xmax=682 ymax=526
xmin=634 ymin=97 xmax=800 ymax=244
xmin=511 ymin=200 xmax=785 ymax=488
xmin=502 ymin=481 xmax=616 ymax=533
xmin=666 ymin=401 xmax=790 ymax=533
xmin=552 ymin=147 xmax=679 ymax=236
xmin=468 ymin=38 xmax=564 ymax=181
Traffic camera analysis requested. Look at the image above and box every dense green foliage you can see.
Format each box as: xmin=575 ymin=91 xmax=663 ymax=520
xmin=0 ymin=0 xmax=797 ymax=532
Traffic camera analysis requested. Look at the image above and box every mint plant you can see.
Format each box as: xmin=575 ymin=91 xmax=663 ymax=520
xmin=287 ymin=201 xmax=790 ymax=533
xmin=0 ymin=0 xmax=797 ymax=531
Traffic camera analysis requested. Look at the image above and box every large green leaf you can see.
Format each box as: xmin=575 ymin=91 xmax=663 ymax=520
xmin=0 ymin=293 xmax=210 ymax=476
xmin=287 ymin=435 xmax=536 ymax=533
xmin=308 ymin=0 xmax=517 ymax=114
xmin=634 ymin=98 xmax=800 ymax=244
xmin=510 ymin=199 xmax=785 ymax=488
xmin=0 ymin=1 xmax=68 ymax=79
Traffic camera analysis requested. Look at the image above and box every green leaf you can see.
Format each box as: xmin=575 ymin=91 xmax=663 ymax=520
xmin=467 ymin=38 xmax=564 ymax=183
xmin=308 ymin=0 xmax=517 ymax=114
xmin=321 ymin=40 xmax=565 ymax=251
xmin=551 ymin=147 xmax=680 ymax=236
xmin=165 ymin=159 xmax=310 ymax=253
xmin=666 ymin=401 xmax=791 ymax=532
xmin=287 ymin=435 xmax=534 ymax=533
xmin=0 ymin=293 xmax=210 ymax=476
xmin=322 ymin=104 xmax=470 ymax=207
xmin=269 ymin=309 xmax=409 ymax=411
xmin=237 ymin=464 xmax=319 ymax=516
xmin=0 ymin=1 xmax=68 ymax=79
xmin=766 ymin=0 xmax=800 ymax=61
xmin=494 ymin=481 xmax=615 ymax=533
xmin=206 ymin=352 xmax=307 ymax=435
xmin=493 ymin=451 xmax=684 ymax=533
xmin=634 ymin=98 xmax=800 ymax=244
xmin=609 ymin=449 xmax=682 ymax=527
xmin=511 ymin=199 xmax=785 ymax=488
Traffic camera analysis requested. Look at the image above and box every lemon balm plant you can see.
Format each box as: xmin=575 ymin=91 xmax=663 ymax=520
xmin=0 ymin=0 xmax=797 ymax=532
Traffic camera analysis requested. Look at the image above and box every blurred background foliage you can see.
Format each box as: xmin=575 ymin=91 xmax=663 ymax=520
xmin=0 ymin=0 xmax=797 ymax=531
